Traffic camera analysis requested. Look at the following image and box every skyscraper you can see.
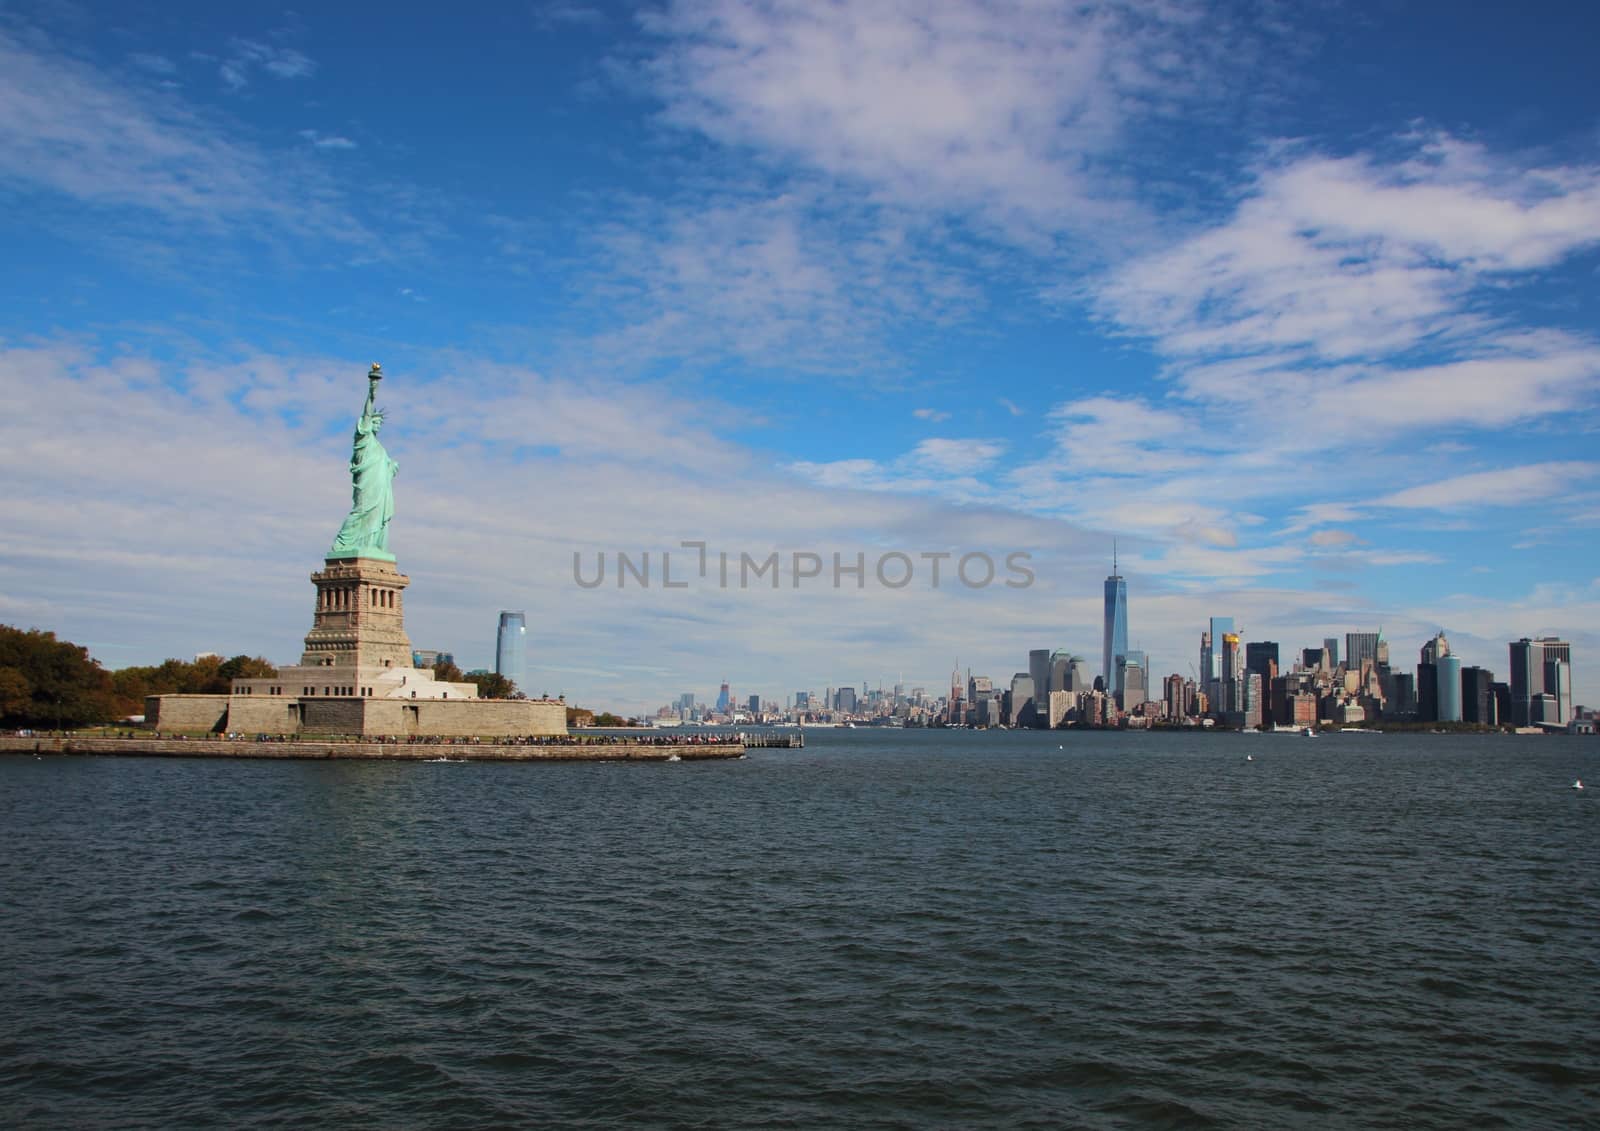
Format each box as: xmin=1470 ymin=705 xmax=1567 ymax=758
xmin=1323 ymin=637 xmax=1340 ymax=668
xmin=495 ymin=611 xmax=526 ymax=693
xmin=1436 ymin=654 xmax=1462 ymax=722
xmin=1009 ymin=673 xmax=1035 ymax=728
xmin=1511 ymin=637 xmax=1573 ymax=725
xmin=1461 ymin=666 xmax=1494 ymax=725
xmin=1029 ymin=649 xmax=1052 ymax=716
xmin=1220 ymin=633 xmax=1242 ymax=712
xmin=1417 ymin=631 xmax=1450 ymax=723
xmin=1120 ymin=651 xmax=1147 ymax=711
xmin=716 ymin=681 xmax=731 ymax=713
xmin=1049 ymin=651 xmax=1074 ymax=695
xmin=1103 ymin=549 xmax=1128 ymax=695
xmin=1207 ymin=617 xmax=1235 ymax=684
xmin=1345 ymin=632 xmax=1380 ymax=674
xmin=1245 ymin=641 xmax=1279 ymax=682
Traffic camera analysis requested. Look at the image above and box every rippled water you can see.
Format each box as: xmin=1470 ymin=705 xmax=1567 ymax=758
xmin=3 ymin=730 xmax=1596 ymax=1127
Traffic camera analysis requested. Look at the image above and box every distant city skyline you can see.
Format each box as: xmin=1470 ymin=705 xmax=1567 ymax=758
xmin=654 ymin=609 xmax=1579 ymax=730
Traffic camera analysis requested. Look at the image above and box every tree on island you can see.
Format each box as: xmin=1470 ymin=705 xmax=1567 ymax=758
xmin=468 ymin=671 xmax=518 ymax=700
xmin=108 ymin=652 xmax=277 ymax=711
xmin=424 ymin=658 xmax=518 ymax=699
xmin=0 ymin=625 xmax=120 ymax=727
xmin=565 ymin=706 xmax=628 ymax=728
xmin=430 ymin=658 xmax=467 ymax=684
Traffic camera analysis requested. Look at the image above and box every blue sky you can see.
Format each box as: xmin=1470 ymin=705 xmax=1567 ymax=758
xmin=2 ymin=0 xmax=1598 ymax=712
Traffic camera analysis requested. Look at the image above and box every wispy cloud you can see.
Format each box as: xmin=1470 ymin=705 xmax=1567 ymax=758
xmin=913 ymin=407 xmax=951 ymax=422
xmin=1376 ymin=462 xmax=1600 ymax=510
xmin=789 ymin=435 xmax=1005 ymax=500
xmin=639 ymin=0 xmax=1272 ymax=241
xmin=577 ymin=189 xmax=981 ymax=377
xmin=128 ymin=52 xmax=175 ymax=75
xmin=912 ymin=437 xmax=1005 ymax=476
xmin=1092 ymin=133 xmax=1600 ymax=444
xmin=535 ymin=3 xmax=607 ymax=30
xmin=220 ymin=38 xmax=316 ymax=89
xmin=299 ymin=128 xmax=357 ymax=150
xmin=0 ymin=30 xmax=367 ymax=248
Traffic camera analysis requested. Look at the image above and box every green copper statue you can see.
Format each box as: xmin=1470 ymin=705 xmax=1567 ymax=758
xmin=328 ymin=363 xmax=398 ymax=562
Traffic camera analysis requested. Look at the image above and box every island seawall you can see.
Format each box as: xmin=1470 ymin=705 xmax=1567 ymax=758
xmin=1 ymin=736 xmax=745 ymax=762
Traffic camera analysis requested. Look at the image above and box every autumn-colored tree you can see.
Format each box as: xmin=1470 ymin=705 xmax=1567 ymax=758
xmin=108 ymin=653 xmax=277 ymax=713
xmin=0 ymin=625 xmax=119 ymax=727
xmin=468 ymin=671 xmax=517 ymax=699
xmin=431 ymin=659 xmax=466 ymax=684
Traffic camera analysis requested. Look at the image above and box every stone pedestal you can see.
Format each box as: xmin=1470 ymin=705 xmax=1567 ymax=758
xmin=199 ymin=551 xmax=570 ymax=738
xmin=301 ymin=557 xmax=412 ymax=670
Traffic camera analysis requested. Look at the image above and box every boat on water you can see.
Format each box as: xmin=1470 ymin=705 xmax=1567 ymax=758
xmin=1302 ymin=727 xmax=1317 ymax=737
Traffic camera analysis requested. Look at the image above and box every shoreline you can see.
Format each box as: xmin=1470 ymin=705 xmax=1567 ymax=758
xmin=0 ymin=735 xmax=745 ymax=762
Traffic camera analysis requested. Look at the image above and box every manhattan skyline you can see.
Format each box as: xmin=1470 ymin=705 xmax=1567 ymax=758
xmin=2 ymin=1 xmax=1598 ymax=714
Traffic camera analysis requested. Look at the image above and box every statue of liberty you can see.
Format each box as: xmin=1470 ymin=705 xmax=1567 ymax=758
xmin=329 ymin=363 xmax=398 ymax=561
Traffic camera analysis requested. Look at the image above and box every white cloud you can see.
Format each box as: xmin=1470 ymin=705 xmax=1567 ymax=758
xmin=1284 ymin=503 xmax=1366 ymax=534
xmin=221 ymin=38 xmax=316 ymax=89
xmin=910 ymin=437 xmax=1005 ymax=475
xmin=299 ymin=129 xmax=357 ymax=150
xmin=536 ymin=3 xmax=607 ymax=29
xmin=640 ymin=0 xmax=1258 ymax=239
xmin=788 ymin=435 xmax=1007 ymax=501
xmin=1035 ymin=395 xmax=1205 ymax=476
xmin=128 ymin=52 xmax=175 ymax=75
xmin=1309 ymin=528 xmax=1358 ymax=547
xmin=1099 ymin=136 xmax=1600 ymax=367
xmin=913 ymin=407 xmax=951 ymax=422
xmin=578 ymin=189 xmax=981 ymax=377
xmin=1376 ymin=461 xmax=1600 ymax=510
xmin=0 ymin=31 xmax=365 ymax=245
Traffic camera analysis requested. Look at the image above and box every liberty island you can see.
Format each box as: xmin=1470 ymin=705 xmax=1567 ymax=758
xmin=18 ymin=365 xmax=748 ymax=761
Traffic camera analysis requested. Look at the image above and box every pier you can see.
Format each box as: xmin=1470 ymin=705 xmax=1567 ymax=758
xmin=739 ymin=731 xmax=805 ymax=748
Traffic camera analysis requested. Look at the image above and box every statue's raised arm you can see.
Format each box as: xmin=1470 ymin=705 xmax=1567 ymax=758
xmin=328 ymin=363 xmax=399 ymax=562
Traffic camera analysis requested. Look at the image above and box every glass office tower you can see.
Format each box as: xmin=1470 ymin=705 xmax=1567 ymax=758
xmin=495 ymin=611 xmax=526 ymax=693
xmin=1103 ymin=569 xmax=1128 ymax=696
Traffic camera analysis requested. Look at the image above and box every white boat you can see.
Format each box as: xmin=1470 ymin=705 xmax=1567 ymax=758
xmin=1302 ymin=727 xmax=1317 ymax=737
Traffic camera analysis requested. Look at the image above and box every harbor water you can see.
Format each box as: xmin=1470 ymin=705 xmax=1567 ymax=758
xmin=2 ymin=729 xmax=1595 ymax=1127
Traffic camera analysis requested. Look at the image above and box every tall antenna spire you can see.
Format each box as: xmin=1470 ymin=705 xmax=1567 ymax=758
xmin=1113 ymin=537 xmax=1118 ymax=575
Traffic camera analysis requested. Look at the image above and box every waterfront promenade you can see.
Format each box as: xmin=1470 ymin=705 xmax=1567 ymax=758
xmin=0 ymin=733 xmax=749 ymax=762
